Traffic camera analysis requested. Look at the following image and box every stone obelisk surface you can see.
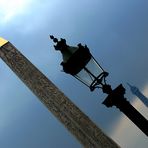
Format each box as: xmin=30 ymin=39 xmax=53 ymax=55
xmin=0 ymin=38 xmax=120 ymax=148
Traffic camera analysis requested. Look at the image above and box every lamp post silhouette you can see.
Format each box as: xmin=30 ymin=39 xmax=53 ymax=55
xmin=50 ymin=35 xmax=148 ymax=136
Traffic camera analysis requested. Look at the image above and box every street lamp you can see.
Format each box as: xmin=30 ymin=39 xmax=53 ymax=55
xmin=50 ymin=35 xmax=148 ymax=136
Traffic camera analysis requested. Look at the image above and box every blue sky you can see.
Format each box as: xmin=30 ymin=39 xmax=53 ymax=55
xmin=0 ymin=0 xmax=148 ymax=147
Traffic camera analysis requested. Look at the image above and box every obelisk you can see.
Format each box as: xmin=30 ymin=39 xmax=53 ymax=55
xmin=0 ymin=37 xmax=120 ymax=147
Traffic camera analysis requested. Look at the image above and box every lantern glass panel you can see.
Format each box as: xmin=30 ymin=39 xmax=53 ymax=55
xmin=74 ymin=57 xmax=104 ymax=87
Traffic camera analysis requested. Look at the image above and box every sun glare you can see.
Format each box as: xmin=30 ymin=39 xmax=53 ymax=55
xmin=0 ymin=0 xmax=30 ymax=23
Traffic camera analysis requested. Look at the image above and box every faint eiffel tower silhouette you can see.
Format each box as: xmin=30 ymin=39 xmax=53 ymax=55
xmin=127 ymin=83 xmax=148 ymax=107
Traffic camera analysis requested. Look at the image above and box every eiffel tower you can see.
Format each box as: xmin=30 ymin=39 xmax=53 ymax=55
xmin=127 ymin=83 xmax=148 ymax=107
xmin=0 ymin=37 xmax=120 ymax=147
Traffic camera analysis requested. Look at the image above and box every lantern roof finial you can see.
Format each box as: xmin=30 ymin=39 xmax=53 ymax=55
xmin=50 ymin=35 xmax=68 ymax=51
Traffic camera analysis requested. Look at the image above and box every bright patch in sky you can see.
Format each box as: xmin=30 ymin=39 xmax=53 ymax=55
xmin=0 ymin=0 xmax=31 ymax=23
xmin=143 ymin=84 xmax=148 ymax=96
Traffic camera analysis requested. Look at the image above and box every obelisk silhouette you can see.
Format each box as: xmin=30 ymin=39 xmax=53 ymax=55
xmin=0 ymin=37 xmax=120 ymax=147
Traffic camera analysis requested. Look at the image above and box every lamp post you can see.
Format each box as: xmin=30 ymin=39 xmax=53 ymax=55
xmin=50 ymin=35 xmax=148 ymax=136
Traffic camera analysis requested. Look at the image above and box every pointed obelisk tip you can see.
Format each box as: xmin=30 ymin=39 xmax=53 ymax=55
xmin=0 ymin=37 xmax=8 ymax=47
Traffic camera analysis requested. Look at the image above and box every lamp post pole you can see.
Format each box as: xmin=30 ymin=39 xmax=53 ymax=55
xmin=50 ymin=36 xmax=148 ymax=137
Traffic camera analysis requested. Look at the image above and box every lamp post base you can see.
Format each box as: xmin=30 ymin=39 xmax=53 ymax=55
xmin=102 ymin=84 xmax=148 ymax=136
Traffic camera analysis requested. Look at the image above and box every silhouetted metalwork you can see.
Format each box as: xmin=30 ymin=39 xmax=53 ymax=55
xmin=127 ymin=83 xmax=148 ymax=107
xmin=50 ymin=35 xmax=148 ymax=136
xmin=0 ymin=37 xmax=120 ymax=148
